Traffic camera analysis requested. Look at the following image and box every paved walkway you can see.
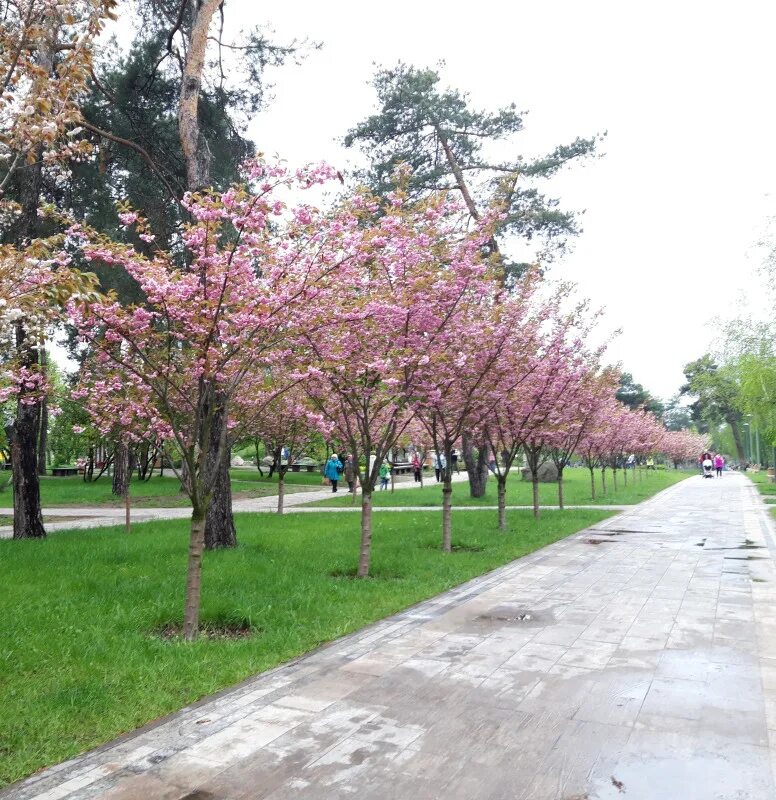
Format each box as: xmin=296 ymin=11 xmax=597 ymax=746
xmin=4 ymin=474 xmax=776 ymax=799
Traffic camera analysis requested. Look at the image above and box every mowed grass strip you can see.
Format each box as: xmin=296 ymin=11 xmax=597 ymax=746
xmin=0 ymin=507 xmax=611 ymax=786
xmin=747 ymin=470 xmax=776 ymax=498
xmin=0 ymin=470 xmax=322 ymax=509
xmin=311 ymin=466 xmax=693 ymax=508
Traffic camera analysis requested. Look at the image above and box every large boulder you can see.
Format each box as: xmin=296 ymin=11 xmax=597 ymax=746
xmin=521 ymin=462 xmax=559 ymax=483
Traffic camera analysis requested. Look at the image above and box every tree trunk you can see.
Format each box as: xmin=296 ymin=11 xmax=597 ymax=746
xmin=112 ymin=441 xmax=131 ymax=496
xmin=204 ymin=446 xmax=236 ymax=549
xmin=442 ymin=477 xmax=453 ymax=552
xmin=497 ymin=477 xmax=507 ymax=531
xmin=183 ymin=508 xmax=206 ymax=641
xmin=277 ymin=468 xmax=285 ymax=514
xmin=8 ymin=372 xmax=46 ymax=540
xmin=601 ymin=467 xmax=607 ymax=495
xmin=612 ymin=469 xmax=618 ymax=492
xmin=589 ymin=467 xmax=596 ymax=500
xmin=728 ymin=418 xmax=747 ymax=464
xmin=7 ymin=24 xmax=53 ymax=539
xmin=461 ymin=431 xmax=489 ymax=498
xmin=531 ymin=476 xmax=540 ymax=519
xmin=178 ymin=0 xmax=221 ymax=189
xmin=37 ymin=347 xmax=48 ymax=475
xmin=357 ymin=492 xmax=373 ymax=577
xmin=557 ymin=470 xmax=564 ymax=510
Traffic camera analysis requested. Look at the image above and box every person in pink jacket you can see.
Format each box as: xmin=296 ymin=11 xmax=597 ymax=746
xmin=713 ymin=454 xmax=725 ymax=477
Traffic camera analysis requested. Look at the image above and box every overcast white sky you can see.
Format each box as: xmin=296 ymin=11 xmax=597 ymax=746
xmin=239 ymin=0 xmax=776 ymax=401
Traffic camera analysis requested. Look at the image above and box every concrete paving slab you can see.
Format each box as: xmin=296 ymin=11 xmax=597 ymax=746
xmin=3 ymin=473 xmax=776 ymax=799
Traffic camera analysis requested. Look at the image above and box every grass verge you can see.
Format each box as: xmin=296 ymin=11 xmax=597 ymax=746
xmin=0 ymin=506 xmax=611 ymax=786
xmin=747 ymin=470 xmax=776 ymax=498
xmin=0 ymin=472 xmax=321 ymax=509
xmin=310 ymin=466 xmax=693 ymax=509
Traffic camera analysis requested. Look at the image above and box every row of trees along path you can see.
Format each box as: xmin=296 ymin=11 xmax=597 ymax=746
xmin=0 ymin=2 xmax=707 ymax=640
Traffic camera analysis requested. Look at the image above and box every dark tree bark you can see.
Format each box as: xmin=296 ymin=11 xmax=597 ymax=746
xmin=728 ymin=418 xmax=747 ymax=464
xmin=9 ymin=181 xmax=44 ymax=536
xmin=204 ymin=394 xmax=236 ymax=549
xmin=461 ymin=431 xmax=489 ymax=498
xmin=112 ymin=441 xmax=132 ymax=496
xmin=9 ymin=329 xmax=45 ymax=539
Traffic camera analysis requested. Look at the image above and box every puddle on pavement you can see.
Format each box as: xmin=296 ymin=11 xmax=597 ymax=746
xmin=477 ymin=605 xmax=554 ymax=627
xmin=585 ymin=538 xmax=616 ymax=545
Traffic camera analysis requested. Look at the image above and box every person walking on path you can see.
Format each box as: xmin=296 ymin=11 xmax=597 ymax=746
xmin=411 ymin=453 xmax=422 ymax=483
xmin=378 ymin=459 xmax=391 ymax=491
xmin=344 ymin=454 xmax=358 ymax=493
xmin=451 ymin=448 xmax=460 ymax=474
xmin=433 ymin=451 xmax=446 ymax=483
xmin=714 ymin=453 xmax=725 ymax=477
xmin=324 ymin=454 xmax=343 ymax=493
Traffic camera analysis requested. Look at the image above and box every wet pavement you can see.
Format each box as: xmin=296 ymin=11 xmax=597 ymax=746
xmin=3 ymin=473 xmax=776 ymax=799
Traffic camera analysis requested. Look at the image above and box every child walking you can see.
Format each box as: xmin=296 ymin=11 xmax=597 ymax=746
xmin=379 ymin=460 xmax=391 ymax=491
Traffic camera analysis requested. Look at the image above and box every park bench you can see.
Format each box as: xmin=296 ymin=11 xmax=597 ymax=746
xmin=391 ymin=462 xmax=414 ymax=475
xmin=52 ymin=467 xmax=78 ymax=477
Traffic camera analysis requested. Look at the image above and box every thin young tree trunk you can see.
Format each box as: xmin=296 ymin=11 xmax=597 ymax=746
xmin=442 ymin=477 xmax=453 ymax=552
xmin=557 ymin=470 xmax=564 ymax=510
xmin=589 ymin=467 xmax=596 ymax=500
xmin=183 ymin=508 xmax=206 ymax=641
xmin=357 ymin=492 xmax=373 ymax=577
xmin=277 ymin=468 xmax=285 ymax=514
xmin=531 ymin=476 xmax=540 ymax=519
xmin=497 ymin=477 xmax=507 ymax=531
xmin=623 ymin=465 xmax=628 ymax=487
xmin=612 ymin=469 xmax=618 ymax=492
xmin=601 ymin=467 xmax=607 ymax=495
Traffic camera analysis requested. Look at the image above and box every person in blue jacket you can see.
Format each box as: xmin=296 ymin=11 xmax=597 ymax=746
xmin=324 ymin=453 xmax=344 ymax=492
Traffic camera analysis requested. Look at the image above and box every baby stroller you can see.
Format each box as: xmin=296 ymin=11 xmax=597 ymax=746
xmin=702 ymin=458 xmax=714 ymax=478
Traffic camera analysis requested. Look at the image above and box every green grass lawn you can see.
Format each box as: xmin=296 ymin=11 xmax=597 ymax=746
xmin=228 ymin=468 xmax=325 ymax=487
xmin=746 ymin=470 xmax=776 ymax=497
xmin=0 ymin=506 xmax=612 ymax=786
xmin=0 ymin=472 xmax=321 ymax=509
xmin=311 ymin=466 xmax=693 ymax=509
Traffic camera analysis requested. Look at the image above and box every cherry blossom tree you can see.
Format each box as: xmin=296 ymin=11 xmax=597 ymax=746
xmin=0 ymin=237 xmax=99 ymax=538
xmin=547 ymin=368 xmax=619 ymax=509
xmin=304 ymin=180 xmax=498 ymax=571
xmin=70 ymin=159 xmax=348 ymax=639
xmin=412 ymin=279 xmax=544 ymax=547
xmin=239 ymin=379 xmax=329 ymax=515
